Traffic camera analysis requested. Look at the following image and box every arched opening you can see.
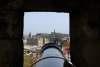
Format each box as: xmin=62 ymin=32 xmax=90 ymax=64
xmin=23 ymin=12 xmax=71 ymax=67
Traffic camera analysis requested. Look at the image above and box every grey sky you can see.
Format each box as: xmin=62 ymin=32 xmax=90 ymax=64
xmin=24 ymin=12 xmax=69 ymax=35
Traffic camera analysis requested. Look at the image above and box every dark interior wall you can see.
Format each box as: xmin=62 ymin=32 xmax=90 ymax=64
xmin=23 ymin=0 xmax=100 ymax=12
xmin=70 ymin=11 xmax=100 ymax=67
xmin=0 ymin=11 xmax=24 ymax=67
xmin=0 ymin=0 xmax=100 ymax=67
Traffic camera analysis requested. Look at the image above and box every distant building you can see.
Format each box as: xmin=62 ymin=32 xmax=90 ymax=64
xmin=61 ymin=37 xmax=67 ymax=41
xmin=43 ymin=38 xmax=49 ymax=45
xmin=27 ymin=38 xmax=38 ymax=45
xmin=23 ymin=30 xmax=69 ymax=46
xmin=37 ymin=38 xmax=43 ymax=47
xmin=23 ymin=32 xmax=49 ymax=47
xmin=29 ymin=32 xmax=32 ymax=38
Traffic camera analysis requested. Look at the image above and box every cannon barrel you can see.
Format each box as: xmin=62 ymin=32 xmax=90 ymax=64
xmin=31 ymin=43 xmax=74 ymax=67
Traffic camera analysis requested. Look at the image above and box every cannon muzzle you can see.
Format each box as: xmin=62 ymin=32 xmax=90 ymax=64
xmin=31 ymin=43 xmax=74 ymax=67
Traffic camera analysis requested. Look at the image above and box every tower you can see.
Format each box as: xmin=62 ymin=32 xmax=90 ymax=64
xmin=29 ymin=32 xmax=32 ymax=38
xmin=54 ymin=29 xmax=55 ymax=34
xmin=54 ymin=29 xmax=56 ymax=42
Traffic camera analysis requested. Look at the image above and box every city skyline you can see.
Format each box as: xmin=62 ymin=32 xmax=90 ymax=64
xmin=24 ymin=12 xmax=69 ymax=35
xmin=24 ymin=30 xmax=69 ymax=35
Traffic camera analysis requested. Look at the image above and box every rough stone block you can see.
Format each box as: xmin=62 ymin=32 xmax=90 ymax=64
xmin=0 ymin=11 xmax=24 ymax=39
xmin=0 ymin=0 xmax=23 ymax=10
xmin=0 ymin=40 xmax=23 ymax=67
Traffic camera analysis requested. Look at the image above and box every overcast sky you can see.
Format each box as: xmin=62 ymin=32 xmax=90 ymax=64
xmin=24 ymin=12 xmax=69 ymax=35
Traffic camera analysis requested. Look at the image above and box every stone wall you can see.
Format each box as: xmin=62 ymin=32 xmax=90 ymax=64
xmin=70 ymin=11 xmax=100 ymax=67
xmin=0 ymin=11 xmax=24 ymax=67
xmin=0 ymin=0 xmax=100 ymax=67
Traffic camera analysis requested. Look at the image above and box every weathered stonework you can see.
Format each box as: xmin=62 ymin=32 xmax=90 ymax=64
xmin=0 ymin=11 xmax=23 ymax=39
xmin=0 ymin=40 xmax=23 ymax=67
xmin=0 ymin=0 xmax=100 ymax=67
xmin=0 ymin=0 xmax=23 ymax=10
xmin=70 ymin=11 xmax=100 ymax=67
xmin=0 ymin=10 xmax=24 ymax=67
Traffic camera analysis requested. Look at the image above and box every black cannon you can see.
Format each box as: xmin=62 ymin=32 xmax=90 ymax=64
xmin=31 ymin=43 xmax=75 ymax=67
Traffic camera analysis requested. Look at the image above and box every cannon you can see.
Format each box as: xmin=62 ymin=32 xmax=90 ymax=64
xmin=31 ymin=43 xmax=75 ymax=67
